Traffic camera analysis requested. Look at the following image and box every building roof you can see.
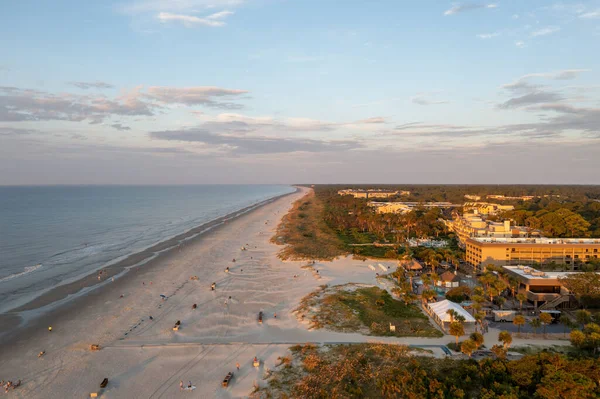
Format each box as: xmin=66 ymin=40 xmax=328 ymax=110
xmin=470 ymin=237 xmax=600 ymax=245
xmin=502 ymin=265 xmax=599 ymax=280
xmin=400 ymin=259 xmax=423 ymax=270
xmin=427 ymin=300 xmax=476 ymax=323
xmin=440 ymin=271 xmax=460 ymax=282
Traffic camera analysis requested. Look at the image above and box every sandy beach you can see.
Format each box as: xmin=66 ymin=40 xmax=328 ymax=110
xmin=0 ymin=187 xmax=570 ymax=398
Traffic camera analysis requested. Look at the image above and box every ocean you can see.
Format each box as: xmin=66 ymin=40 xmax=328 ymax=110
xmin=0 ymin=185 xmax=294 ymax=313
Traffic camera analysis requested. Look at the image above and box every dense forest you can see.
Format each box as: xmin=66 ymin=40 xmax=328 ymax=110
xmin=314 ymin=185 xmax=600 ymax=239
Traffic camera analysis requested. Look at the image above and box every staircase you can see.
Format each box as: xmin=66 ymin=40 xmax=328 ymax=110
xmin=538 ymin=295 xmax=573 ymax=310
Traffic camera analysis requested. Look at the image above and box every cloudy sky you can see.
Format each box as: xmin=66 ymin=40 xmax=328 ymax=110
xmin=1 ymin=0 xmax=599 ymax=184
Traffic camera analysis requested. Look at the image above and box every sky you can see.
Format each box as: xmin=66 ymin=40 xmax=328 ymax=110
xmin=1 ymin=0 xmax=599 ymax=185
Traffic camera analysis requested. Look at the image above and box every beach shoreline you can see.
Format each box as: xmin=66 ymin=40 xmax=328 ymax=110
xmin=0 ymin=186 xmax=572 ymax=398
xmin=0 ymin=187 xmax=298 ymax=341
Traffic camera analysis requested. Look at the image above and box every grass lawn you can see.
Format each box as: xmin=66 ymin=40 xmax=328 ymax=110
xmin=297 ymin=285 xmax=443 ymax=338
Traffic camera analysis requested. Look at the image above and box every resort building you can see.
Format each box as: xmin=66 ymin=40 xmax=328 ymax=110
xmin=465 ymin=237 xmax=600 ymax=271
xmin=446 ymin=211 xmax=531 ymax=246
xmin=464 ymin=194 xmax=481 ymax=201
xmin=337 ymin=189 xmax=409 ymax=199
xmin=502 ymin=266 xmax=579 ymax=309
xmin=486 ymin=195 xmax=535 ymax=201
xmin=370 ymin=201 xmax=460 ymax=214
xmin=408 ymin=238 xmax=448 ymax=248
xmin=369 ymin=202 xmax=412 ymax=214
xmin=436 ymin=271 xmax=461 ymax=289
xmin=424 ymin=299 xmax=476 ymax=332
xmin=463 ymin=202 xmax=515 ymax=216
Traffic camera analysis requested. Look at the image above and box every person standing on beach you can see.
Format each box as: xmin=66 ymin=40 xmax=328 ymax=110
xmin=236 ymin=362 xmax=240 ymax=371
xmin=179 ymin=380 xmax=183 ymax=391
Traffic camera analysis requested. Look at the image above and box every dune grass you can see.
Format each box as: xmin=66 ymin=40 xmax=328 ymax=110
xmin=297 ymin=284 xmax=443 ymax=338
xmin=271 ymin=190 xmax=346 ymax=260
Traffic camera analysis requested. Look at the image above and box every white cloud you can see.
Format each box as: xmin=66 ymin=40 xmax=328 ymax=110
xmin=531 ymin=26 xmax=561 ymax=37
xmin=515 ymin=41 xmax=526 ymax=48
xmin=206 ymin=10 xmax=234 ymax=20
xmin=145 ymin=86 xmax=248 ymax=108
xmin=477 ymin=32 xmax=501 ymax=39
xmin=503 ymin=70 xmax=590 ymax=91
xmin=580 ymin=9 xmax=600 ymax=19
xmin=122 ymin=0 xmax=244 ymax=14
xmin=411 ymin=94 xmax=449 ymax=106
xmin=157 ymin=11 xmax=233 ymax=27
xmin=444 ymin=3 xmax=497 ymax=16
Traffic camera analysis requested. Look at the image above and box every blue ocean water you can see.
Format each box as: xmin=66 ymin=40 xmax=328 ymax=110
xmin=0 ymin=185 xmax=294 ymax=313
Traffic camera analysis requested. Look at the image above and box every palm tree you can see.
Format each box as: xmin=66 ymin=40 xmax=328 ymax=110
xmin=559 ymin=314 xmax=575 ymax=338
xmin=491 ymin=344 xmax=507 ymax=359
xmin=513 ymin=315 xmax=526 ymax=334
xmin=449 ymin=321 xmax=465 ymax=345
xmin=421 ymin=274 xmax=432 ymax=289
xmin=575 ymin=310 xmax=592 ymax=328
xmin=407 ymin=271 xmax=415 ymax=287
xmin=496 ymin=296 xmax=506 ymax=309
xmin=461 ymin=339 xmax=477 ymax=357
xmin=508 ymin=277 xmax=519 ymax=297
xmin=529 ymin=318 xmax=542 ymax=335
xmin=421 ymin=289 xmax=436 ymax=303
xmin=516 ymin=293 xmax=527 ymax=311
xmin=470 ymin=332 xmax=484 ymax=349
xmin=446 ymin=309 xmax=456 ymax=323
xmin=539 ymin=312 xmax=553 ymax=336
xmin=498 ymin=331 xmax=513 ymax=349
xmin=430 ymin=272 xmax=440 ymax=288
xmin=487 ymin=287 xmax=499 ymax=303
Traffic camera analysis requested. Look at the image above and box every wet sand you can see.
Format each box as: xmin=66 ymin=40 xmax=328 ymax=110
xmin=0 ymin=189 xmax=297 ymax=339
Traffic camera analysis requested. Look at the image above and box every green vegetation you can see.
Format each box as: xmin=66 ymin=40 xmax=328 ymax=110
xmin=445 ymin=286 xmax=471 ymax=302
xmin=570 ymin=323 xmax=600 ymax=354
xmin=498 ymin=203 xmax=600 ymax=238
xmin=252 ymin=343 xmax=600 ymax=399
xmin=560 ymin=272 xmax=600 ymax=308
xmin=271 ymin=191 xmax=345 ymax=260
xmin=273 ymin=185 xmax=600 ymax=261
xmin=296 ymin=284 xmax=442 ymax=337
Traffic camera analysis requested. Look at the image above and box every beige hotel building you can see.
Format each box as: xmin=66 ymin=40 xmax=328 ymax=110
xmin=465 ymin=237 xmax=600 ymax=271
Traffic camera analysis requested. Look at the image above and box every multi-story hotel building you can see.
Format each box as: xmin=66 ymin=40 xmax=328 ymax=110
xmin=466 ymin=237 xmax=600 ymax=271
xmin=463 ymin=202 xmax=515 ymax=216
xmin=337 ymin=189 xmax=410 ymax=199
xmin=446 ymin=211 xmax=531 ymax=246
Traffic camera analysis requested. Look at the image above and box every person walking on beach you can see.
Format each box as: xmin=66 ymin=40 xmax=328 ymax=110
xmin=179 ymin=380 xmax=183 ymax=391
xmin=236 ymin=362 xmax=240 ymax=371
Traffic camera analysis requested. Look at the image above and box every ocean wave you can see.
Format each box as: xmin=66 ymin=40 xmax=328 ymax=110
xmin=0 ymin=264 xmax=42 ymax=283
